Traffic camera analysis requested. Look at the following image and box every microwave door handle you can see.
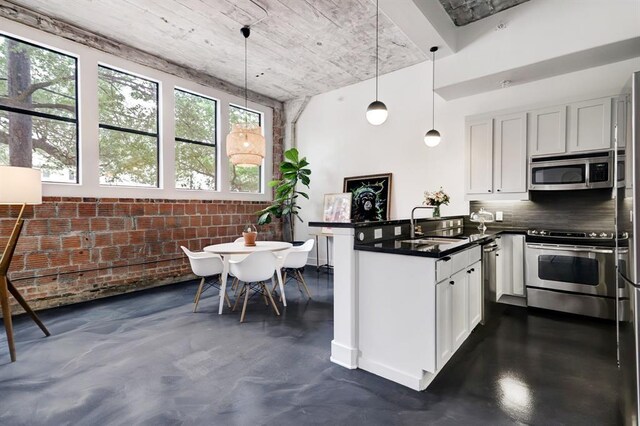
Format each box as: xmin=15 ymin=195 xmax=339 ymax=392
xmin=585 ymin=163 xmax=590 ymax=188
xmin=530 ymin=245 xmax=614 ymax=254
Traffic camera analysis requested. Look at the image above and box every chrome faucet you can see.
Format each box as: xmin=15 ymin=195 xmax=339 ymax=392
xmin=410 ymin=206 xmax=435 ymax=239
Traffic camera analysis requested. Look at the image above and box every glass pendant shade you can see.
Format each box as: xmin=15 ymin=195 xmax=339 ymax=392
xmin=424 ymin=129 xmax=441 ymax=147
xmin=366 ymin=100 xmax=388 ymax=125
xmin=226 ymin=123 xmax=266 ymax=166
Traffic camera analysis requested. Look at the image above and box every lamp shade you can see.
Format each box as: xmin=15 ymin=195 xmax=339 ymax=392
xmin=0 ymin=166 xmax=42 ymax=205
xmin=424 ymin=129 xmax=441 ymax=148
xmin=226 ymin=123 xmax=266 ymax=166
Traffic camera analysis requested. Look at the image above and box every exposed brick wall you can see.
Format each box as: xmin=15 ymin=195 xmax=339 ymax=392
xmin=0 ymin=197 xmax=282 ymax=312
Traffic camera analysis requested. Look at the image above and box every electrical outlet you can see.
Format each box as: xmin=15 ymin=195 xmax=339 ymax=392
xmin=374 ymin=228 xmax=382 ymax=239
xmin=496 ymin=211 xmax=504 ymax=222
xmin=394 ymin=226 xmax=401 ymax=236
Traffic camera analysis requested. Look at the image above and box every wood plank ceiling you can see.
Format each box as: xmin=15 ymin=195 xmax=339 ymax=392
xmin=7 ymin=0 xmax=427 ymax=101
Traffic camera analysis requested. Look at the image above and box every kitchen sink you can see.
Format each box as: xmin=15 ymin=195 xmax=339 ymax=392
xmin=399 ymin=237 xmax=466 ymax=245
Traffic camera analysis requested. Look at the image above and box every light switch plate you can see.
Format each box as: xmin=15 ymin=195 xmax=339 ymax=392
xmin=496 ymin=211 xmax=504 ymax=222
xmin=374 ymin=228 xmax=382 ymax=239
xmin=394 ymin=226 xmax=401 ymax=236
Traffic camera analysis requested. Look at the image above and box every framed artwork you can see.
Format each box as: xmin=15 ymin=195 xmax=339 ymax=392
xmin=323 ymin=193 xmax=352 ymax=223
xmin=322 ymin=192 xmax=352 ymax=234
xmin=343 ymin=173 xmax=392 ymax=222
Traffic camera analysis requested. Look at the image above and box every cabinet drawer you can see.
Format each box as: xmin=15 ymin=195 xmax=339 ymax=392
xmin=468 ymin=246 xmax=481 ymax=264
xmin=451 ymin=250 xmax=469 ymax=275
xmin=436 ymin=257 xmax=452 ymax=282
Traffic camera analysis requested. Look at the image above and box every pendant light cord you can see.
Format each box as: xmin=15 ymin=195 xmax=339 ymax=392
xmin=375 ymin=0 xmax=379 ymax=101
xmin=244 ymin=28 xmax=248 ymax=125
xmin=431 ymin=49 xmax=435 ymax=129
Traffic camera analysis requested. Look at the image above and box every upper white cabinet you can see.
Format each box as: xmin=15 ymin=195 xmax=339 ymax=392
xmin=494 ymin=113 xmax=527 ymax=194
xmin=466 ymin=119 xmax=494 ymax=195
xmin=466 ymin=114 xmax=527 ymax=199
xmin=528 ymin=106 xmax=567 ymax=156
xmin=568 ymin=97 xmax=612 ymax=153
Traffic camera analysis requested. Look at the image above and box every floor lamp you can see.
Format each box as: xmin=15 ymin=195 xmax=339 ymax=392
xmin=0 ymin=166 xmax=50 ymax=362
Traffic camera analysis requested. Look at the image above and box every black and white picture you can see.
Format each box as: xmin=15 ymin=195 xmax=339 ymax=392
xmin=343 ymin=173 xmax=392 ymax=222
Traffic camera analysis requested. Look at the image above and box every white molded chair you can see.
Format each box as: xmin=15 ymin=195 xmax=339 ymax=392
xmin=230 ymin=251 xmax=280 ymax=323
xmin=181 ymin=246 xmax=231 ymax=312
xmin=274 ymin=239 xmax=314 ymax=299
xmin=234 ymin=237 xmax=245 ymax=243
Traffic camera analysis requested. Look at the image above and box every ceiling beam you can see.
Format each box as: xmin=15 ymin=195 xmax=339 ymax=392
xmin=379 ymin=0 xmax=457 ymax=58
xmin=0 ymin=0 xmax=283 ymax=110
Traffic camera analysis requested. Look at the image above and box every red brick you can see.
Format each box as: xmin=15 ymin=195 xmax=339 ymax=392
xmin=62 ymin=236 xmax=82 ymax=249
xmin=50 ymin=219 xmax=71 ymax=234
xmin=34 ymin=203 xmax=57 ymax=219
xmin=107 ymin=218 xmax=126 ymax=230
xmin=144 ymin=204 xmax=159 ymax=215
xmin=40 ymin=235 xmax=61 ymax=251
xmin=78 ymin=203 xmax=97 ymax=217
xmin=112 ymin=231 xmax=129 ymax=246
xmin=26 ymin=252 xmax=49 ymax=269
xmin=94 ymin=233 xmax=113 ymax=247
xmin=97 ymin=203 xmax=114 ymax=217
xmin=25 ymin=219 xmax=48 ymax=235
xmin=57 ymin=203 xmax=78 ymax=218
xmin=90 ymin=218 xmax=108 ymax=231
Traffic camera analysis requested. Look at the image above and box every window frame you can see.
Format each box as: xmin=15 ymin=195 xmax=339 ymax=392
xmin=0 ymin=21 xmax=274 ymax=202
xmin=174 ymin=87 xmax=219 ymax=191
xmin=228 ymin=103 xmax=264 ymax=194
xmin=0 ymin=32 xmax=80 ymax=183
xmin=97 ymin=64 xmax=160 ymax=188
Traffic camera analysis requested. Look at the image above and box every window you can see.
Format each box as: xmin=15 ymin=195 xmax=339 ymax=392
xmin=98 ymin=66 xmax=158 ymax=187
xmin=0 ymin=35 xmax=78 ymax=183
xmin=229 ymin=104 xmax=262 ymax=193
xmin=175 ymin=89 xmax=217 ymax=190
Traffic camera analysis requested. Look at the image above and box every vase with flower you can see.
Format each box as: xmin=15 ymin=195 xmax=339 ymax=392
xmin=423 ymin=187 xmax=450 ymax=218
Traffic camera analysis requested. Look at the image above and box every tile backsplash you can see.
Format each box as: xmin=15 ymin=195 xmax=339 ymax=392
xmin=469 ymin=189 xmax=615 ymax=232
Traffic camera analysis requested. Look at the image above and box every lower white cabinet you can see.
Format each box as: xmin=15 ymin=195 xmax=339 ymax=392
xmin=496 ymin=234 xmax=525 ymax=299
xmin=436 ymin=256 xmax=483 ymax=370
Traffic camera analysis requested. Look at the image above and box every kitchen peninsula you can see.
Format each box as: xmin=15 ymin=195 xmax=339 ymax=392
xmin=309 ymin=217 xmax=490 ymax=390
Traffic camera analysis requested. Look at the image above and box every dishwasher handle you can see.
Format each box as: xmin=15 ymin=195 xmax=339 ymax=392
xmin=483 ymin=244 xmax=500 ymax=253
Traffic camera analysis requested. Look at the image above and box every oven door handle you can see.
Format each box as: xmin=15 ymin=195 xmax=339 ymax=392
xmin=526 ymin=244 xmax=614 ymax=254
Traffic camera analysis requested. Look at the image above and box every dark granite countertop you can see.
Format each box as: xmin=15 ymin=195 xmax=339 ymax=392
xmin=308 ymin=216 xmax=465 ymax=229
xmin=354 ymin=227 xmax=528 ymax=259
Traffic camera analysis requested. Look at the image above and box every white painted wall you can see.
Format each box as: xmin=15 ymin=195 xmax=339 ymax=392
xmin=296 ymin=57 xmax=640 ymax=264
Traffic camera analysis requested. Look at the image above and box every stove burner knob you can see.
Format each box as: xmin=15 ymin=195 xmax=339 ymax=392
xmin=540 ymin=231 xmax=547 ymax=235
xmin=599 ymin=232 xmax=608 ymax=238
xmin=589 ymin=232 xmax=597 ymax=237
xmin=530 ymin=230 xmax=538 ymax=235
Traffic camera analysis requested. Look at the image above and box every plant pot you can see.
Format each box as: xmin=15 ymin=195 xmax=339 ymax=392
xmin=242 ymin=231 xmax=257 ymax=247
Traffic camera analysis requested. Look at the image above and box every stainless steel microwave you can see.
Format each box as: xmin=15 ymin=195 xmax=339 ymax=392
xmin=529 ymin=151 xmax=622 ymax=191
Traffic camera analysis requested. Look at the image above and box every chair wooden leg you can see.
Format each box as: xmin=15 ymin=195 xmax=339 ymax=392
xmin=297 ymin=270 xmax=312 ymax=300
xmin=233 ymin=284 xmax=245 ymax=311
xmin=240 ymin=284 xmax=250 ymax=323
xmin=232 ymin=278 xmax=240 ymax=296
xmin=224 ymin=290 xmax=232 ymax=308
xmin=193 ymin=277 xmax=206 ymax=313
xmin=264 ymin=282 xmax=281 ymax=316
xmin=0 ymin=275 xmax=16 ymax=362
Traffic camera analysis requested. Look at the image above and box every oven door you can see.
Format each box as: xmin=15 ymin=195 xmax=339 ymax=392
xmin=525 ymin=243 xmax=616 ymax=297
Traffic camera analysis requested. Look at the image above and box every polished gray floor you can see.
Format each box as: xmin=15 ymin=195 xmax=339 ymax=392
xmin=0 ymin=268 xmax=621 ymax=425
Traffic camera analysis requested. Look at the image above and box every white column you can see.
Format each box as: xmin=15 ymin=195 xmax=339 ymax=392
xmin=330 ymin=227 xmax=358 ymax=369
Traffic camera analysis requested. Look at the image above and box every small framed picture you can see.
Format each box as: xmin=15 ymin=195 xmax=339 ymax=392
xmin=343 ymin=173 xmax=392 ymax=222
xmin=322 ymin=193 xmax=352 ymax=234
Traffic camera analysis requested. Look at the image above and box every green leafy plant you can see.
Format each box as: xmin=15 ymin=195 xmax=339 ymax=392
xmin=256 ymin=148 xmax=311 ymax=241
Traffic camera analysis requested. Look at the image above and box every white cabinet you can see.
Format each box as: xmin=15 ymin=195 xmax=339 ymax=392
xmin=435 ymin=247 xmax=483 ymax=370
xmin=466 ymin=114 xmax=527 ymax=199
xmin=450 ymin=269 xmax=469 ymax=351
xmin=528 ymin=105 xmax=567 ymax=156
xmin=494 ymin=113 xmax=527 ymax=194
xmin=467 ymin=261 xmax=482 ymax=329
xmin=496 ymin=235 xmax=525 ymax=300
xmin=568 ymin=97 xmax=612 ymax=153
xmin=436 ymin=279 xmax=452 ymax=370
xmin=466 ymin=119 xmax=494 ymax=195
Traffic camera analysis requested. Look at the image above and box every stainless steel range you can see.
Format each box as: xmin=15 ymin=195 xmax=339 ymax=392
xmin=525 ymin=229 xmax=626 ymax=319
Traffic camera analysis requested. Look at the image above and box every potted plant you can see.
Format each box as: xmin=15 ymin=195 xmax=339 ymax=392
xmin=257 ymin=148 xmax=311 ymax=242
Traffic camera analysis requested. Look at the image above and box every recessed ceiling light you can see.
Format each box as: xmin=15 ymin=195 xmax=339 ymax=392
xmin=495 ymin=22 xmax=508 ymax=31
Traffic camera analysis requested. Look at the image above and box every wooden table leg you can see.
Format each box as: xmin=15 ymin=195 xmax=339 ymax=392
xmin=0 ymin=275 xmax=16 ymax=362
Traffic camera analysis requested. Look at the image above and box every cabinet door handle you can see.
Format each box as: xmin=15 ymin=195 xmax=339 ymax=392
xmin=496 ymin=253 xmax=499 ymax=257
xmin=488 ymin=189 xmax=492 ymax=193
xmin=471 ymin=268 xmax=475 ymax=272
xmin=441 ymin=256 xmax=452 ymax=262
xmin=449 ymin=280 xmax=455 ymax=285
xmin=497 ymin=189 xmax=501 ymax=192
xmin=467 ymin=270 xmax=472 ymax=274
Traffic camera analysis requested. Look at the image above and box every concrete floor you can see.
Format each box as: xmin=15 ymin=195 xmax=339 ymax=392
xmin=0 ymin=268 xmax=621 ymax=425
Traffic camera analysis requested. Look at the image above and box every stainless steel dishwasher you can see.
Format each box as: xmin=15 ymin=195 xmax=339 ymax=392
xmin=481 ymin=238 xmax=501 ymax=324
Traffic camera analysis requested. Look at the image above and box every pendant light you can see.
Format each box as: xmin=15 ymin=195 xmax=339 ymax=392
xmin=366 ymin=0 xmax=388 ymax=125
xmin=226 ymin=25 xmax=266 ymax=166
xmin=424 ymin=46 xmax=441 ymax=147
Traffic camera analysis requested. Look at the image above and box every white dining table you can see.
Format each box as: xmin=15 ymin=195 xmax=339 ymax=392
xmin=203 ymin=241 xmax=293 ymax=314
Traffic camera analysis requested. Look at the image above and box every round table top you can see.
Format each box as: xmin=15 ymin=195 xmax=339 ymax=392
xmin=203 ymin=241 xmax=292 ymax=255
